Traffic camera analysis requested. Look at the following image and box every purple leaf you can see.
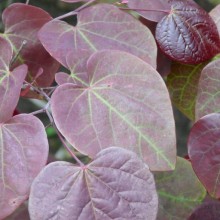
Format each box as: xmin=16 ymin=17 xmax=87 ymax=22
xmin=188 ymin=201 xmax=220 ymax=220
xmin=0 ymin=37 xmax=27 ymax=122
xmin=188 ymin=113 xmax=220 ymax=198
xmin=195 ymin=59 xmax=220 ymax=119
xmin=29 ymin=147 xmax=158 ymax=220
xmin=167 ymin=62 xmax=207 ymax=120
xmin=154 ymin=157 xmax=206 ymax=220
xmin=0 ymin=114 xmax=49 ymax=219
xmin=6 ymin=204 xmax=30 ymax=220
xmin=2 ymin=3 xmax=60 ymax=87
xmin=127 ymin=0 xmax=171 ymax=22
xmin=39 ymin=4 xmax=157 ymax=69
xmin=210 ymin=4 xmax=220 ymax=34
xmin=156 ymin=0 xmax=220 ymax=64
xmin=51 ymin=50 xmax=176 ymax=171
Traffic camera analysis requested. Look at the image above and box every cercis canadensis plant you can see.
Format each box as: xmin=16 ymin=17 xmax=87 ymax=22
xmin=1 ymin=0 xmax=220 ymax=219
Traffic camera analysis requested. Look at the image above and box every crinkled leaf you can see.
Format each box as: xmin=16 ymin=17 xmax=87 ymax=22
xmin=195 ymin=59 xmax=220 ymax=119
xmin=154 ymin=157 xmax=206 ymax=220
xmin=0 ymin=114 xmax=49 ymax=219
xmin=188 ymin=201 xmax=220 ymax=220
xmin=39 ymin=3 xmax=157 ymax=69
xmin=188 ymin=113 xmax=220 ymax=198
xmin=167 ymin=62 xmax=207 ymax=120
xmin=210 ymin=4 xmax=220 ymax=34
xmin=0 ymin=37 xmax=27 ymax=122
xmin=2 ymin=3 xmax=60 ymax=87
xmin=29 ymin=147 xmax=158 ymax=220
xmin=51 ymin=50 xmax=176 ymax=171
xmin=156 ymin=0 xmax=220 ymax=64
xmin=128 ymin=0 xmax=170 ymax=22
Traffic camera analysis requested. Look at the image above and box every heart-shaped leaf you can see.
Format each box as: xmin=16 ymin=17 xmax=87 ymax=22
xmin=127 ymin=0 xmax=171 ymax=22
xmin=29 ymin=147 xmax=158 ymax=220
xmin=0 ymin=114 xmax=49 ymax=219
xmin=188 ymin=201 xmax=220 ymax=220
xmin=154 ymin=157 xmax=206 ymax=220
xmin=188 ymin=113 xmax=220 ymax=198
xmin=39 ymin=3 xmax=157 ymax=69
xmin=0 ymin=37 xmax=27 ymax=122
xmin=51 ymin=50 xmax=176 ymax=171
xmin=2 ymin=3 xmax=60 ymax=87
xmin=156 ymin=0 xmax=220 ymax=64
xmin=167 ymin=62 xmax=207 ymax=120
xmin=210 ymin=4 xmax=220 ymax=34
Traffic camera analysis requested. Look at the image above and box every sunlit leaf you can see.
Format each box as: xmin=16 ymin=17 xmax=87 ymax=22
xmin=188 ymin=201 xmax=220 ymax=220
xmin=29 ymin=147 xmax=158 ymax=220
xmin=39 ymin=3 xmax=157 ymax=69
xmin=156 ymin=0 xmax=220 ymax=64
xmin=0 ymin=114 xmax=49 ymax=219
xmin=154 ymin=157 xmax=206 ymax=220
xmin=51 ymin=50 xmax=176 ymax=171
xmin=188 ymin=113 xmax=220 ymax=198
xmin=195 ymin=59 xmax=220 ymax=119
xmin=2 ymin=3 xmax=60 ymax=87
xmin=127 ymin=0 xmax=170 ymax=22
xmin=167 ymin=62 xmax=207 ymax=120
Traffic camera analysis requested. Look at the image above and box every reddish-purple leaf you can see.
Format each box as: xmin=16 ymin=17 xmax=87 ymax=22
xmin=156 ymin=0 xmax=220 ymax=64
xmin=6 ymin=204 xmax=30 ymax=220
xmin=51 ymin=50 xmax=176 ymax=171
xmin=0 ymin=114 xmax=49 ymax=219
xmin=210 ymin=4 xmax=220 ymax=34
xmin=167 ymin=62 xmax=207 ymax=120
xmin=154 ymin=157 xmax=206 ymax=220
xmin=29 ymin=147 xmax=158 ymax=220
xmin=188 ymin=201 xmax=220 ymax=220
xmin=0 ymin=37 xmax=27 ymax=122
xmin=188 ymin=113 xmax=220 ymax=198
xmin=39 ymin=4 xmax=157 ymax=69
xmin=127 ymin=0 xmax=171 ymax=22
xmin=2 ymin=3 xmax=60 ymax=87
xmin=195 ymin=59 xmax=220 ymax=120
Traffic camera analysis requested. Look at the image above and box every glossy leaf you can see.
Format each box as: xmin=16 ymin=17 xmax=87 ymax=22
xmin=51 ymin=50 xmax=176 ymax=171
xmin=210 ymin=4 xmax=220 ymax=34
xmin=2 ymin=3 xmax=60 ymax=87
xmin=39 ymin=3 xmax=157 ymax=69
xmin=0 ymin=37 xmax=27 ymax=122
xmin=154 ymin=157 xmax=206 ymax=220
xmin=156 ymin=0 xmax=220 ymax=64
xmin=127 ymin=0 xmax=171 ymax=22
xmin=29 ymin=147 xmax=158 ymax=220
xmin=195 ymin=59 xmax=220 ymax=119
xmin=188 ymin=201 xmax=220 ymax=220
xmin=188 ymin=113 xmax=220 ymax=198
xmin=167 ymin=62 xmax=207 ymax=120
xmin=0 ymin=114 xmax=49 ymax=219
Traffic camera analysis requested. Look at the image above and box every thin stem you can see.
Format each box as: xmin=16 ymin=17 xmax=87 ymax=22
xmin=45 ymin=109 xmax=84 ymax=167
xmin=54 ymin=0 xmax=96 ymax=20
xmin=10 ymin=40 xmax=27 ymax=66
xmin=119 ymin=7 xmax=170 ymax=14
xmin=26 ymin=0 xmax=30 ymax=4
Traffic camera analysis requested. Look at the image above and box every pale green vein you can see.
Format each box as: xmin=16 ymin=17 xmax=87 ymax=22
xmin=92 ymin=91 xmax=174 ymax=169
xmin=77 ymin=30 xmax=97 ymax=52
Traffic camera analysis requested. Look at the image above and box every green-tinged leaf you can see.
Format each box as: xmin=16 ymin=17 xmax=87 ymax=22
xmin=154 ymin=157 xmax=206 ymax=220
xmin=167 ymin=62 xmax=207 ymax=120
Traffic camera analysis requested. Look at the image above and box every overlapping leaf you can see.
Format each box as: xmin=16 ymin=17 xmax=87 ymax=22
xmin=0 ymin=37 xmax=27 ymax=123
xmin=156 ymin=0 xmax=220 ymax=64
xmin=210 ymin=4 xmax=220 ymax=34
xmin=2 ymin=3 xmax=60 ymax=87
xmin=39 ymin=3 xmax=157 ymax=69
xmin=51 ymin=50 xmax=176 ymax=171
xmin=188 ymin=201 xmax=220 ymax=220
xmin=29 ymin=147 xmax=158 ymax=220
xmin=154 ymin=157 xmax=206 ymax=220
xmin=0 ymin=114 xmax=49 ymax=219
xmin=195 ymin=59 xmax=220 ymax=119
xmin=127 ymin=0 xmax=170 ymax=22
xmin=167 ymin=62 xmax=207 ymax=120
xmin=188 ymin=113 xmax=220 ymax=198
